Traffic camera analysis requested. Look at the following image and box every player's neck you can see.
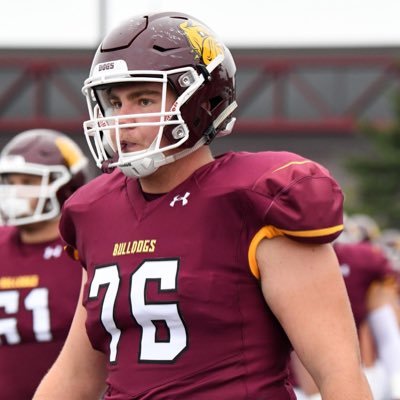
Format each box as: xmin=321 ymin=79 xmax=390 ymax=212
xmin=19 ymin=217 xmax=61 ymax=244
xmin=139 ymin=146 xmax=214 ymax=194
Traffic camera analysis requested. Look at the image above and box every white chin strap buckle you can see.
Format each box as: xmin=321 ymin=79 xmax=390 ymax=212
xmin=119 ymin=153 xmax=166 ymax=178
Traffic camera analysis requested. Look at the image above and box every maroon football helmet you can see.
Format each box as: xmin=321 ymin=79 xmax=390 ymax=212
xmin=0 ymin=129 xmax=88 ymax=226
xmin=82 ymin=11 xmax=237 ymax=177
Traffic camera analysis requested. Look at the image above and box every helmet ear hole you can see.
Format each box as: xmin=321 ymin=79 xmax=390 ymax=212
xmin=209 ymin=96 xmax=223 ymax=112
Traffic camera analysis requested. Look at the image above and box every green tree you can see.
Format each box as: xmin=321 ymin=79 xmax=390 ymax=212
xmin=345 ymin=92 xmax=400 ymax=228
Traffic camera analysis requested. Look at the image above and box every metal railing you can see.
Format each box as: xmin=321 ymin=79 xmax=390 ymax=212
xmin=1 ymin=50 xmax=399 ymax=135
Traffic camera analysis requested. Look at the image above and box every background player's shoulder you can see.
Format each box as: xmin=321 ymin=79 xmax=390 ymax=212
xmin=0 ymin=226 xmax=17 ymax=245
xmin=335 ymin=241 xmax=390 ymax=273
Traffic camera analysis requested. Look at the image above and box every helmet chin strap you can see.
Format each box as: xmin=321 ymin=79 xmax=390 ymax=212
xmin=119 ymin=152 xmax=166 ymax=178
xmin=118 ymin=137 xmax=207 ymax=178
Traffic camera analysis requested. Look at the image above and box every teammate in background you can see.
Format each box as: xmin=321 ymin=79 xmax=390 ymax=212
xmin=336 ymin=216 xmax=400 ymax=400
xmin=377 ymin=228 xmax=400 ymax=324
xmin=378 ymin=228 xmax=400 ymax=272
xmin=0 ymin=129 xmax=89 ymax=399
xmin=292 ymin=214 xmax=400 ymax=400
xmin=34 ymin=12 xmax=372 ymax=399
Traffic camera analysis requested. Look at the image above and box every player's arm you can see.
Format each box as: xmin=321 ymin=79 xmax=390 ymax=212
xmin=33 ymin=269 xmax=107 ymax=399
xmin=257 ymin=236 xmax=372 ymax=400
xmin=367 ymin=281 xmax=400 ymax=399
xmin=290 ymin=351 xmax=321 ymax=398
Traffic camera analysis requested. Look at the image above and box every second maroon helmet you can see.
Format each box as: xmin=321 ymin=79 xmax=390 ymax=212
xmin=0 ymin=129 xmax=88 ymax=226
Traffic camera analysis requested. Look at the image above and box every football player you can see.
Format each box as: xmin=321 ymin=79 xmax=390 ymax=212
xmin=292 ymin=214 xmax=400 ymax=399
xmin=378 ymin=228 xmax=400 ymax=272
xmin=336 ymin=223 xmax=400 ymax=400
xmin=0 ymin=129 xmax=88 ymax=398
xmin=33 ymin=12 xmax=372 ymax=399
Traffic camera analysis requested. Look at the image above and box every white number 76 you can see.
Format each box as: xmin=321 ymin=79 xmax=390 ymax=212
xmin=88 ymin=259 xmax=188 ymax=363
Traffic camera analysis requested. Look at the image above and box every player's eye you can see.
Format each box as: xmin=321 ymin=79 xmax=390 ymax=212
xmin=109 ymin=99 xmax=122 ymax=110
xmin=139 ymin=98 xmax=154 ymax=107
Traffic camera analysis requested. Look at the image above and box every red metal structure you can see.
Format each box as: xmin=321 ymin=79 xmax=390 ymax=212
xmin=0 ymin=49 xmax=399 ymax=136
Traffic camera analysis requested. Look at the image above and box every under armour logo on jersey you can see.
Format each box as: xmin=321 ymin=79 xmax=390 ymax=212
xmin=43 ymin=245 xmax=63 ymax=259
xmin=170 ymin=192 xmax=191 ymax=207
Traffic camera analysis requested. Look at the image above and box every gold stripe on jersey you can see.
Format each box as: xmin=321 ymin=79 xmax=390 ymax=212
xmin=0 ymin=275 xmax=39 ymax=289
xmin=73 ymin=249 xmax=79 ymax=261
xmin=248 ymin=224 xmax=344 ymax=278
xmin=248 ymin=226 xmax=283 ymax=278
xmin=272 ymin=160 xmax=312 ymax=173
xmin=280 ymin=225 xmax=344 ymax=238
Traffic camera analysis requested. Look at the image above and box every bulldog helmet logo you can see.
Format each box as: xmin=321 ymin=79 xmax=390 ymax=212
xmin=179 ymin=20 xmax=224 ymax=65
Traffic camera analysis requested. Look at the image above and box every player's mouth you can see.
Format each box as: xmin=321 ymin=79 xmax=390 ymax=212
xmin=121 ymin=141 xmax=140 ymax=153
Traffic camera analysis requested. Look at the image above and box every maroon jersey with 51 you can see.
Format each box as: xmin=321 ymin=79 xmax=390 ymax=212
xmin=0 ymin=226 xmax=82 ymax=399
xmin=61 ymin=151 xmax=344 ymax=399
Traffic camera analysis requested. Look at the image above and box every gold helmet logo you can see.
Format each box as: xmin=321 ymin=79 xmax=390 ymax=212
xmin=179 ymin=20 xmax=224 ymax=65
xmin=55 ymin=137 xmax=85 ymax=170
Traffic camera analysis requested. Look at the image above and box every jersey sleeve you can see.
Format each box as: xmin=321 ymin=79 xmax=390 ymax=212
xmin=256 ymin=159 xmax=343 ymax=242
xmin=248 ymin=158 xmax=344 ymax=277
xmin=59 ymin=203 xmax=82 ymax=264
xmin=57 ymin=171 xmax=122 ymax=267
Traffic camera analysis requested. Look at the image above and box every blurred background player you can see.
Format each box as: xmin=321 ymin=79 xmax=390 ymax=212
xmin=0 ymin=129 xmax=89 ymax=399
xmin=378 ymin=228 xmax=400 ymax=273
xmin=292 ymin=213 xmax=400 ymax=400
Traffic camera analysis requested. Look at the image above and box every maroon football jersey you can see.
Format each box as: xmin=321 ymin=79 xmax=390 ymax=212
xmin=0 ymin=226 xmax=82 ymax=399
xmin=60 ymin=151 xmax=343 ymax=399
xmin=334 ymin=241 xmax=394 ymax=328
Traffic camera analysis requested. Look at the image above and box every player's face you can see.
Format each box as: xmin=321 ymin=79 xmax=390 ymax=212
xmin=2 ymin=173 xmax=42 ymax=214
xmin=5 ymin=173 xmax=41 ymax=184
xmin=101 ymin=82 xmax=176 ymax=153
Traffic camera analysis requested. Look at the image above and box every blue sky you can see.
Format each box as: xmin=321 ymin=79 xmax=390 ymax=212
xmin=2 ymin=0 xmax=400 ymax=48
